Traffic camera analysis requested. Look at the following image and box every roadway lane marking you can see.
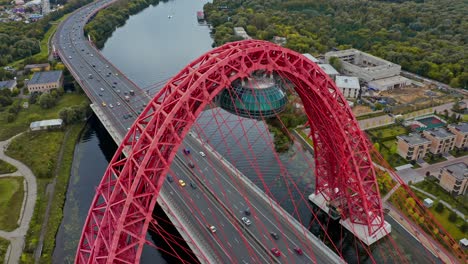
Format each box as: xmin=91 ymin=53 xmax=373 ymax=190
xmin=227 ymin=242 xmax=232 ymax=248
xmin=233 ymin=204 xmax=239 ymax=210
xmin=235 ymin=238 xmax=240 ymax=244
xmin=185 ymin=139 xmax=315 ymax=262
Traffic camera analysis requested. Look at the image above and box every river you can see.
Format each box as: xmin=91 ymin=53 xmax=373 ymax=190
xmin=53 ymin=0 xmax=441 ymax=263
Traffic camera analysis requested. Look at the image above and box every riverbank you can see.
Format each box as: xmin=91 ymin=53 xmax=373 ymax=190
xmin=4 ymin=124 xmax=85 ymax=263
xmin=85 ymin=0 xmax=161 ymax=48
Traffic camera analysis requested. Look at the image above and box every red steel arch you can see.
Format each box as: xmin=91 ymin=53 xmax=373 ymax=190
xmin=76 ymin=39 xmax=384 ymax=263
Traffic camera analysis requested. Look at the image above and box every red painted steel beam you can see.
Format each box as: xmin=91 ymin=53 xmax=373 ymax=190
xmin=76 ymin=40 xmax=384 ymax=263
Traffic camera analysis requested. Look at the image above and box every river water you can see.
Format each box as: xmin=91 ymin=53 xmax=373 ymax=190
xmin=53 ymin=0 xmax=441 ymax=263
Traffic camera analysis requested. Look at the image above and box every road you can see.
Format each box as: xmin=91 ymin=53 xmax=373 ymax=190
xmin=53 ymin=0 xmax=342 ymax=263
xmin=0 ymin=134 xmax=37 ymax=264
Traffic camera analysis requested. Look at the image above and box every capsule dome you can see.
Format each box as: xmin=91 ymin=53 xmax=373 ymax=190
xmin=219 ymin=76 xmax=287 ymax=119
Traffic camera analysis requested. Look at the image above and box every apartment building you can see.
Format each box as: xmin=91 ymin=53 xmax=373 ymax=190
xmin=448 ymin=122 xmax=468 ymax=149
xmin=423 ymin=128 xmax=456 ymax=154
xmin=438 ymin=162 xmax=467 ymax=196
xmin=396 ymin=133 xmax=431 ymax=161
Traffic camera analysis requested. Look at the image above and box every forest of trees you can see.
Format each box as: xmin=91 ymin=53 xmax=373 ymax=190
xmin=0 ymin=0 xmax=92 ymax=67
xmin=204 ymin=0 xmax=467 ymax=88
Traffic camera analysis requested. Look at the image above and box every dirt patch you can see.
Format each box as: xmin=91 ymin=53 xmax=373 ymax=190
xmin=380 ymin=86 xmax=449 ymax=105
xmin=353 ymin=105 xmax=372 ymax=115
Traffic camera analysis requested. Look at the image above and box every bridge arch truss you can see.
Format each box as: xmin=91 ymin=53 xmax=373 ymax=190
xmin=76 ymin=39 xmax=384 ymax=263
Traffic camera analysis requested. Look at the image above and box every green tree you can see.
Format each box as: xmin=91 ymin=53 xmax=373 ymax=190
xmin=37 ymin=93 xmax=56 ymax=109
xmin=447 ymin=212 xmax=457 ymax=223
xmin=434 ymin=202 xmax=444 ymax=213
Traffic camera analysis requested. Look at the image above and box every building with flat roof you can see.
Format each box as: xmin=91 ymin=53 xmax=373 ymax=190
xmin=448 ymin=122 xmax=468 ymax=149
xmin=397 ymin=133 xmax=431 ymax=161
xmin=325 ymin=49 xmax=410 ymax=91
xmin=233 ymin=27 xmax=251 ymax=40
xmin=302 ymin=53 xmax=320 ymax=64
xmin=0 ymin=79 xmax=17 ymax=91
xmin=335 ymin=76 xmax=360 ymax=98
xmin=24 ymin=63 xmax=51 ymax=73
xmin=317 ymin=64 xmax=339 ymax=80
xmin=368 ymin=75 xmax=411 ymax=91
xmin=423 ymin=128 xmax=456 ymax=154
xmin=30 ymin=119 xmax=63 ymax=131
xmin=438 ymin=162 xmax=467 ymax=196
xmin=27 ymin=70 xmax=63 ymax=93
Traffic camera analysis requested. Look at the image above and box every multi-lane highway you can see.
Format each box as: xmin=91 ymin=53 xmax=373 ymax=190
xmin=53 ymin=1 xmax=342 ymax=263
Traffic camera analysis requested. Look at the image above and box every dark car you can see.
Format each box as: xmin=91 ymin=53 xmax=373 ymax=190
xmin=188 ymin=162 xmax=195 ymax=168
xmin=190 ymin=182 xmax=197 ymax=189
xmin=270 ymin=232 xmax=279 ymax=240
xmin=270 ymin=248 xmax=281 ymax=257
xmin=294 ymin=247 xmax=303 ymax=255
xmin=183 ymin=148 xmax=191 ymax=155
xmin=244 ymin=208 xmax=251 ymax=216
xmin=167 ymin=175 xmax=174 ymax=183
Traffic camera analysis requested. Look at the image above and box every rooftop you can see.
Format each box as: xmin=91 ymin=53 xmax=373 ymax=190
xmin=368 ymin=75 xmax=411 ymax=87
xmin=425 ymin=128 xmax=455 ymax=139
xmin=317 ymin=64 xmax=339 ymax=76
xmin=30 ymin=119 xmax=63 ymax=129
xmin=449 ymin=122 xmax=468 ymax=134
xmin=397 ymin=133 xmax=430 ymax=146
xmin=24 ymin=63 xmax=50 ymax=70
xmin=442 ymin=162 xmax=467 ymax=180
xmin=28 ymin=71 xmax=63 ymax=86
xmin=0 ymin=80 xmax=16 ymax=90
xmin=302 ymin=53 xmax=320 ymax=63
xmin=335 ymin=76 xmax=360 ymax=90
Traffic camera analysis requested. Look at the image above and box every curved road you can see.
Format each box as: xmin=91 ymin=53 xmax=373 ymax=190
xmin=0 ymin=134 xmax=37 ymax=264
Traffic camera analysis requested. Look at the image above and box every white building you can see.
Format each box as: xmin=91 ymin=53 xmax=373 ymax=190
xmin=317 ymin=64 xmax=339 ymax=80
xmin=302 ymin=53 xmax=320 ymax=64
xmin=233 ymin=27 xmax=251 ymax=40
xmin=325 ymin=49 xmax=411 ymax=91
xmin=335 ymin=76 xmax=360 ymax=98
xmin=30 ymin=119 xmax=63 ymax=131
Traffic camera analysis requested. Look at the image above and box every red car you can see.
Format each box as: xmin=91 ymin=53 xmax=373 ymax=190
xmin=294 ymin=247 xmax=303 ymax=255
xmin=271 ymin=248 xmax=281 ymax=257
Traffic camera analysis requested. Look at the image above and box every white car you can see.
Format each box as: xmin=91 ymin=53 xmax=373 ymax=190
xmin=116 ymin=101 xmax=121 ymax=106
xmin=100 ymin=87 xmax=104 ymax=91
xmin=241 ymin=217 xmax=251 ymax=226
xmin=199 ymin=151 xmax=206 ymax=157
xmin=109 ymin=104 xmax=113 ymax=108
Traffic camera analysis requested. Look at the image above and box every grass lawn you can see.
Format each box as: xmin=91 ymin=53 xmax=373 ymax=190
xmin=412 ymin=190 xmax=466 ymax=241
xmin=0 ymin=160 xmax=17 ymax=174
xmin=356 ymin=111 xmax=387 ymax=120
xmin=378 ymin=140 xmax=408 ymax=168
xmin=0 ymin=176 xmax=24 ymax=231
xmin=19 ymin=124 xmax=84 ymax=263
xmin=0 ymin=236 xmax=9 ymax=264
xmin=0 ymin=93 xmax=88 ymax=141
xmin=6 ymin=131 xmax=64 ymax=178
xmin=295 ymin=128 xmax=314 ymax=146
xmin=423 ymin=155 xmax=447 ymax=165
xmin=449 ymin=148 xmax=468 ymax=158
xmin=414 ymin=180 xmax=468 ymax=215
xmin=368 ymin=124 xmax=407 ymax=139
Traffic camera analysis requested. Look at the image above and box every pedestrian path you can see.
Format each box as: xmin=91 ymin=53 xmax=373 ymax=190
xmin=0 ymin=134 xmax=37 ymax=264
xmin=410 ymin=185 xmax=466 ymax=221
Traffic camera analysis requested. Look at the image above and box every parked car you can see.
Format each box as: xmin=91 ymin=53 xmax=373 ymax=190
xmin=183 ymin=148 xmax=191 ymax=155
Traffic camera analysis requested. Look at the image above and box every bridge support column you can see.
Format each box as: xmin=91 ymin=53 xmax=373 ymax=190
xmin=309 ymin=192 xmax=391 ymax=246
